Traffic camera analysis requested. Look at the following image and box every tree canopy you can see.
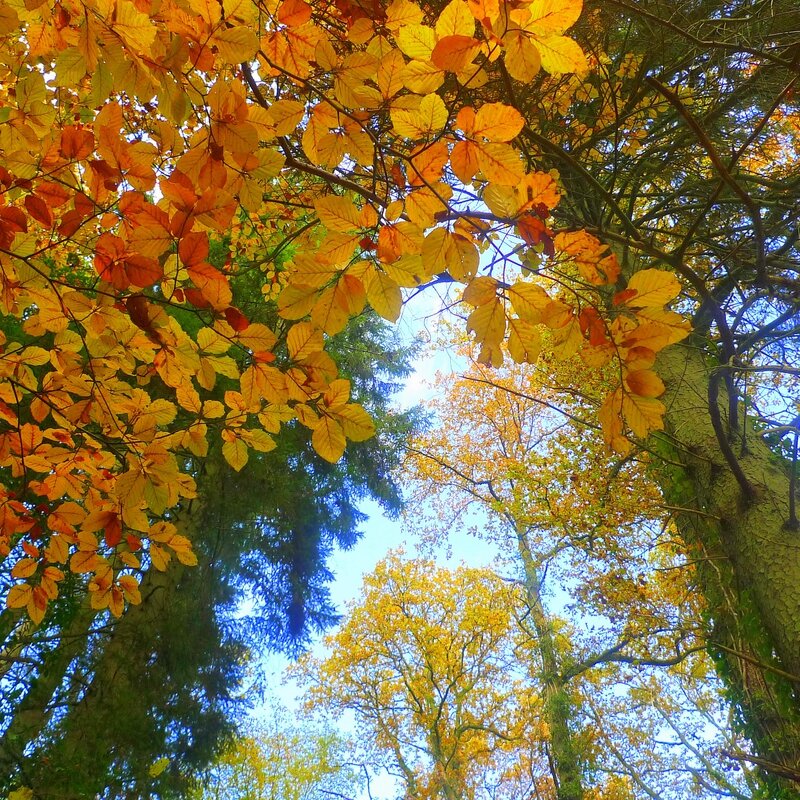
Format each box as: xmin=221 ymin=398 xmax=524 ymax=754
xmin=1 ymin=0 xmax=799 ymax=793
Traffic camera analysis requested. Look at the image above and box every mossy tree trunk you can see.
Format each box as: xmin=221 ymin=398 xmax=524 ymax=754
xmin=656 ymin=343 xmax=800 ymax=790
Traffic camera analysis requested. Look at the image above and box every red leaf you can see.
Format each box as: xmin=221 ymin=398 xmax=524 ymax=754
xmin=184 ymin=287 xmax=211 ymax=309
xmin=104 ymin=515 xmax=122 ymax=547
xmin=0 ymin=206 xmax=28 ymax=248
xmin=25 ymin=195 xmax=54 ymax=227
xmin=225 ymin=306 xmax=249 ymax=331
xmin=123 ymin=254 xmax=163 ymax=287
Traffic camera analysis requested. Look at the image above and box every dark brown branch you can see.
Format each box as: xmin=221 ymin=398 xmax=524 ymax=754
xmin=707 ymin=370 xmax=755 ymax=501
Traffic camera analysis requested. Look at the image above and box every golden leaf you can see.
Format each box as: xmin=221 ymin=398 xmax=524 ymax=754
xmin=624 ymin=369 xmax=665 ymax=398
xmin=622 ymin=393 xmax=666 ymax=438
xmin=222 ymin=437 xmax=249 ymax=471
xmin=6 ymin=583 xmax=32 ymax=609
xmin=526 ymin=0 xmax=582 ymax=35
xmin=366 ymin=270 xmax=403 ymax=322
xmin=473 ymin=103 xmax=525 ymax=142
xmin=312 ymin=416 xmax=347 ymax=462
xmin=503 ymin=31 xmax=541 ymax=82
xmin=536 ymin=35 xmax=588 ymax=74
xmin=288 ymin=322 xmax=325 ymax=360
xmin=625 ymin=269 xmax=683 ymax=308
xmin=315 ymin=195 xmax=363 ymax=232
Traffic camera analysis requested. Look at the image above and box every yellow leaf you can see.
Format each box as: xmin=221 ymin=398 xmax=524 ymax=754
xmin=508 ymin=317 xmax=542 ymax=363
xmin=386 ymin=0 xmax=424 ymax=29
xmin=278 ymin=283 xmax=321 ymax=320
xmin=115 ymin=0 xmax=156 ymax=50
xmin=323 ymin=378 xmax=351 ymax=410
xmin=625 ymin=269 xmax=682 ymax=308
xmin=288 ymin=322 xmax=325 ymax=360
xmin=55 ymin=48 xmax=86 ymax=87
xmin=467 ymin=297 xmax=506 ymax=349
xmin=239 ymin=428 xmax=277 ymax=453
xmin=203 ymin=400 xmax=226 ymax=418
xmin=507 ymin=280 xmax=550 ymax=321
xmin=391 ymin=94 xmax=448 ymax=140
xmin=463 ymin=276 xmax=498 ymax=305
xmin=118 ymin=576 xmax=141 ymax=605
xmin=377 ymin=49 xmax=407 ymax=99
xmin=46 ymin=534 xmax=70 ymax=564
xmin=150 ymin=543 xmax=171 ymax=572
xmin=404 ymin=183 xmax=452 ymax=228
xmin=312 ymin=416 xmax=347 ymax=462
xmin=396 ymin=24 xmax=435 ymax=59
xmin=622 ymin=393 xmax=666 ymax=438
xmin=631 ymin=308 xmax=691 ymax=348
xmin=366 ymin=270 xmax=402 ymax=322
xmin=315 ymin=195 xmax=363 ymax=232
xmin=526 ymin=0 xmax=582 ymax=34
xmin=213 ymin=27 xmax=260 ymax=63
xmin=335 ymin=403 xmax=376 ymax=441
xmin=401 ymin=60 xmax=445 ymax=94
xmin=477 ymin=142 xmax=524 ymax=185
xmin=149 ymin=757 xmax=170 ymax=778
xmin=237 ymin=323 xmax=278 ymax=353
xmin=436 ymin=0 xmax=474 ymax=36
xmin=70 ymin=551 xmax=100 ymax=574
xmin=598 ymin=389 xmax=632 ymax=454
xmin=383 ymin=254 xmax=427 ymax=287
xmin=267 ymin=99 xmax=305 ymax=136
xmin=446 ymin=234 xmax=479 ymax=282
xmin=536 ymin=35 xmax=588 ymax=74
xmin=11 ymin=558 xmax=38 ymax=579
xmin=503 ymin=31 xmax=541 ymax=82
xmin=473 ymin=103 xmax=525 ymax=142
xmin=222 ymin=437 xmax=249 ymax=471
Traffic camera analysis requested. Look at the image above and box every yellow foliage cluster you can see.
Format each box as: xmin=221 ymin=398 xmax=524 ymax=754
xmin=0 ymin=0 xmax=689 ymax=623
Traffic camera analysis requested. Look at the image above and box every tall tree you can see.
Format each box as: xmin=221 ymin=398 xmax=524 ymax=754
xmin=0 ymin=313 xmax=418 ymax=798
xmin=403 ymin=348 xmax=761 ymax=799
xmin=190 ymin=709 xmax=361 ymax=800
xmin=296 ymin=554 xmax=551 ymax=800
xmin=0 ymin=0 xmax=798 ymax=787
xmin=514 ymin=2 xmax=800 ymax=785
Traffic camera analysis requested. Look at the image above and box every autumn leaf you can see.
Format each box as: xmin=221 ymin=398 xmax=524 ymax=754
xmin=312 ymin=416 xmax=347 ymax=462
xmin=624 ymin=269 xmax=682 ymax=308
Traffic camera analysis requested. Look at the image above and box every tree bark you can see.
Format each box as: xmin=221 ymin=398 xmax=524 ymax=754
xmin=656 ymin=342 xmax=800 ymax=787
xmin=516 ymin=527 xmax=585 ymax=800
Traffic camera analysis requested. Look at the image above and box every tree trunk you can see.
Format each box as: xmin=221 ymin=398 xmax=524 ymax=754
xmin=656 ymin=342 xmax=800 ymax=788
xmin=516 ymin=527 xmax=586 ymax=800
xmin=21 ymin=564 xmax=184 ymax=799
xmin=0 ymin=603 xmax=95 ymax=784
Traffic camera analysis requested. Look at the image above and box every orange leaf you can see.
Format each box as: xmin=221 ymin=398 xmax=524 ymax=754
xmin=187 ymin=263 xmax=233 ymax=310
xmin=278 ymin=0 xmax=313 ymax=25
xmin=178 ymin=231 xmax=210 ymax=267
xmin=431 ymin=35 xmax=480 ymax=72
xmin=625 ymin=369 xmax=666 ymax=398
xmin=6 ymin=583 xmax=32 ymax=609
